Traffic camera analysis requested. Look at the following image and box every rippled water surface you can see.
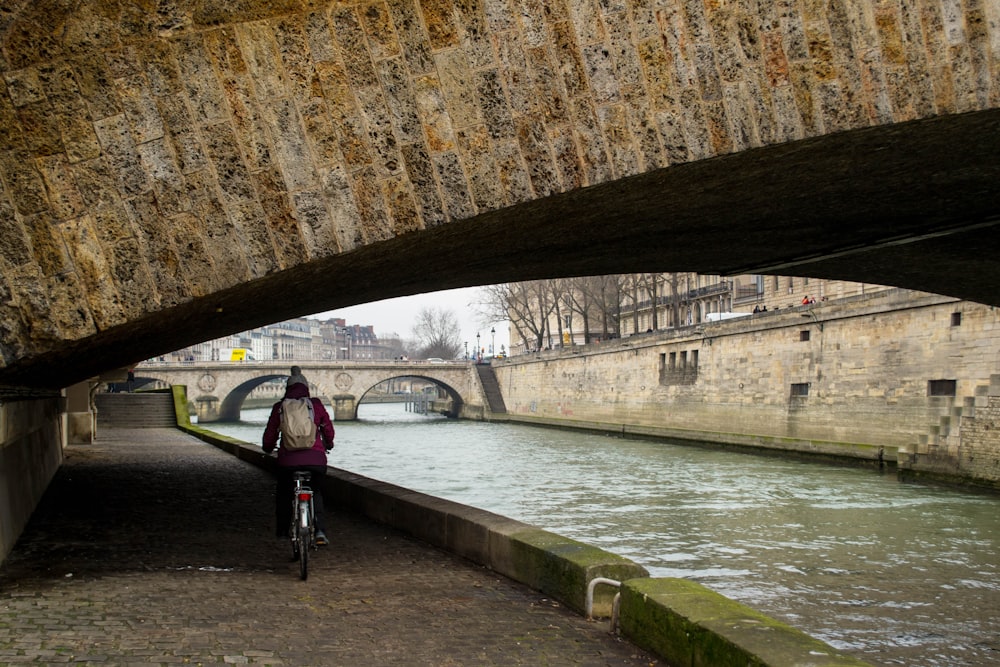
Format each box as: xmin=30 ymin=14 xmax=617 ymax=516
xmin=211 ymin=403 xmax=1000 ymax=666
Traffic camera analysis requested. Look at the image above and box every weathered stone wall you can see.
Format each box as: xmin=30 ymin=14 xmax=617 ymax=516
xmin=494 ymin=290 xmax=1000 ymax=486
xmin=0 ymin=397 xmax=64 ymax=563
xmin=901 ymin=378 xmax=1000 ymax=486
xmin=0 ymin=0 xmax=999 ymax=383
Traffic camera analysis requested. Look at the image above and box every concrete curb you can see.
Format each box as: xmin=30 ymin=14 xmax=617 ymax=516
xmin=620 ymin=578 xmax=872 ymax=666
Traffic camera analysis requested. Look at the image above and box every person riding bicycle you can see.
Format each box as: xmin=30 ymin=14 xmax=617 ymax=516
xmin=262 ymin=371 xmax=335 ymax=546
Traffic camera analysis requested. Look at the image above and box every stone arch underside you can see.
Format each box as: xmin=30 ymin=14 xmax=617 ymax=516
xmin=0 ymin=0 xmax=999 ymax=394
xmin=355 ymin=373 xmax=464 ymax=420
xmin=215 ymin=374 xmax=288 ymax=422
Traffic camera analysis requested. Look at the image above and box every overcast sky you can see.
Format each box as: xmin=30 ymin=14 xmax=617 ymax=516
xmin=308 ymin=286 xmax=510 ymax=357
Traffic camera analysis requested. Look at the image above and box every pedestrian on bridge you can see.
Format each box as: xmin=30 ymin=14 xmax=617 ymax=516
xmin=262 ymin=372 xmax=335 ymax=546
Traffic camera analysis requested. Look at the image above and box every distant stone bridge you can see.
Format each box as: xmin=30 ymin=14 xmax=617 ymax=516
xmin=135 ymin=360 xmax=487 ymax=422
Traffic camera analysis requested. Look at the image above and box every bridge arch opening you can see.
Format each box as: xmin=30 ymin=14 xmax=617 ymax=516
xmin=215 ymin=375 xmax=291 ymax=423
xmin=354 ymin=375 xmax=465 ymax=421
xmin=137 ymin=371 xmax=294 ymax=423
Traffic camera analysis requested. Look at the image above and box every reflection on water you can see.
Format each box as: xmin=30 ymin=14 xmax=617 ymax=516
xmin=210 ymin=402 xmax=1000 ymax=667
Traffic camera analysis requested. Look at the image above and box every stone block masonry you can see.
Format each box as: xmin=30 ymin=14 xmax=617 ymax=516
xmin=493 ymin=290 xmax=1000 ymax=490
xmin=0 ymin=396 xmax=64 ymax=563
xmin=1 ymin=0 xmax=999 ymax=386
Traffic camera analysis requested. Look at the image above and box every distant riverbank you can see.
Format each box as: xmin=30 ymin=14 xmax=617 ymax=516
xmin=491 ymin=290 xmax=1000 ymax=491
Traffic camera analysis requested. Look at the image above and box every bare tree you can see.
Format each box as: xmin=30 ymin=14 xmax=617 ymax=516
xmin=483 ymin=276 xmax=628 ymax=351
xmin=549 ymin=278 xmax=568 ymax=347
xmin=566 ymin=275 xmax=625 ymax=342
xmin=411 ymin=307 xmax=463 ymax=359
xmin=598 ymin=274 xmax=625 ymax=339
xmin=639 ymin=273 xmax=662 ymax=331
xmin=663 ymin=272 xmax=685 ymax=328
xmin=474 ymin=284 xmax=512 ymax=335
xmin=479 ymin=281 xmax=556 ymax=352
xmin=622 ymin=274 xmax=641 ymax=334
xmin=561 ymin=277 xmax=590 ymax=345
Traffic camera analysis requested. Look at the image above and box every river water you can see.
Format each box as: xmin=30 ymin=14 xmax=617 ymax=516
xmin=208 ymin=403 xmax=1000 ymax=667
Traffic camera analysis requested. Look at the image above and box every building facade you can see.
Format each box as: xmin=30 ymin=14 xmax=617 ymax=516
xmin=618 ymin=273 xmax=742 ymax=335
xmin=166 ymin=316 xmax=396 ymax=363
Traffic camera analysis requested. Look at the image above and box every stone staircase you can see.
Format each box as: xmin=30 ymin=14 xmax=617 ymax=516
xmin=95 ymin=392 xmax=177 ymax=429
xmin=475 ymin=364 xmax=507 ymax=414
xmin=916 ymin=374 xmax=1000 ymax=458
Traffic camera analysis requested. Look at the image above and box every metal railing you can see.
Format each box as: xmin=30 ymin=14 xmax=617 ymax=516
xmin=585 ymin=577 xmax=622 ymax=632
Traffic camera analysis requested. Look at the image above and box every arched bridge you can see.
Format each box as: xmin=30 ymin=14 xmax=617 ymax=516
xmin=1 ymin=0 xmax=999 ymax=393
xmin=136 ymin=360 xmax=489 ymax=422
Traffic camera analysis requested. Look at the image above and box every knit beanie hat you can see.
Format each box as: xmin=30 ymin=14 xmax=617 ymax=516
xmin=287 ymin=373 xmax=308 ymax=388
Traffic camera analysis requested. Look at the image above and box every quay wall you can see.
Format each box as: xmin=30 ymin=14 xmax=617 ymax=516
xmin=492 ymin=291 xmax=1000 ymax=489
xmin=0 ymin=396 xmax=64 ymax=563
xmin=174 ymin=387 xmax=869 ymax=667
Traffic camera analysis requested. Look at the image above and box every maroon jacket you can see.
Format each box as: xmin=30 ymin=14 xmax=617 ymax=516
xmin=262 ymin=382 xmax=335 ymax=468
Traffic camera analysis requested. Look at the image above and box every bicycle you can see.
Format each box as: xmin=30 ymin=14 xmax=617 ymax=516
xmin=290 ymin=471 xmax=316 ymax=580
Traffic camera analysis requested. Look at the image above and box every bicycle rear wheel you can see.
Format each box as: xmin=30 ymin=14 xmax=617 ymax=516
xmin=290 ymin=500 xmax=300 ymax=561
xmin=297 ymin=522 xmax=309 ymax=580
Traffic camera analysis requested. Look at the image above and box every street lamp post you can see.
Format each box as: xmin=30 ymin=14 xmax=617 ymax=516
xmin=476 ymin=332 xmax=481 ymax=361
xmin=464 ymin=341 xmax=468 ymax=360
xmin=491 ymin=327 xmax=496 ymax=356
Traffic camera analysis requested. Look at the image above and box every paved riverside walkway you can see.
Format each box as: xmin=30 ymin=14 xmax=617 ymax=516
xmin=0 ymin=428 xmax=658 ymax=666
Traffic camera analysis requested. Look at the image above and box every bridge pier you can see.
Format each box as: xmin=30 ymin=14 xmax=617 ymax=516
xmin=194 ymin=396 xmax=220 ymax=423
xmin=66 ymin=381 xmax=97 ymax=444
xmin=331 ymin=395 xmax=357 ymax=421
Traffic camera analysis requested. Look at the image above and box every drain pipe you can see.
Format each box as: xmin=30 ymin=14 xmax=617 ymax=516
xmin=586 ymin=577 xmax=622 ymax=632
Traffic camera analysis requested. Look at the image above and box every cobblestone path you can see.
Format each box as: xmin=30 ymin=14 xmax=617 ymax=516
xmin=0 ymin=428 xmax=658 ymax=666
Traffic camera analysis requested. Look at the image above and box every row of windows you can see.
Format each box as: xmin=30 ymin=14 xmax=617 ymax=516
xmin=663 ymin=349 xmax=699 ymax=370
xmin=658 ymin=349 xmax=699 ymax=386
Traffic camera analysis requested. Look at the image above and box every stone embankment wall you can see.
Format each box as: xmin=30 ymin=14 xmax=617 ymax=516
xmin=493 ymin=290 xmax=1000 ymax=489
xmin=0 ymin=396 xmax=64 ymax=563
xmin=903 ymin=377 xmax=1000 ymax=487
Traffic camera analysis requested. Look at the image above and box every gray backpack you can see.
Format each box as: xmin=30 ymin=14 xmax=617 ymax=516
xmin=280 ymin=398 xmax=317 ymax=450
